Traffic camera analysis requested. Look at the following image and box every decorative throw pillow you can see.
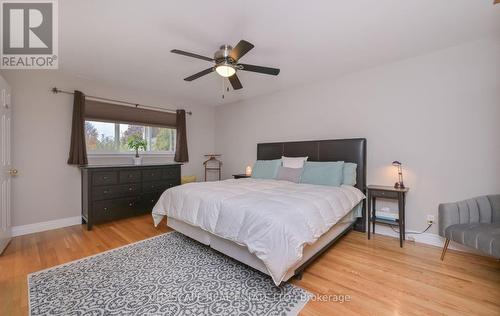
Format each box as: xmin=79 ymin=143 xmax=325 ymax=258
xmin=281 ymin=156 xmax=308 ymax=169
xmin=276 ymin=167 xmax=303 ymax=183
xmin=251 ymin=159 xmax=282 ymax=179
xmin=342 ymin=162 xmax=357 ymax=186
xmin=300 ymin=161 xmax=344 ymax=186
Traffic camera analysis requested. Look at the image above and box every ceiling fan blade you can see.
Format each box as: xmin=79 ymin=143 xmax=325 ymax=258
xmin=184 ymin=67 xmax=214 ymax=81
xmin=239 ymin=64 xmax=280 ymax=76
xmin=229 ymin=40 xmax=254 ymax=61
xmin=171 ymin=49 xmax=214 ymax=62
xmin=228 ymin=74 xmax=243 ymax=90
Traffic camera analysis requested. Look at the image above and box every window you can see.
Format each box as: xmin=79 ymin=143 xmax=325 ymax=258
xmin=85 ymin=120 xmax=176 ymax=154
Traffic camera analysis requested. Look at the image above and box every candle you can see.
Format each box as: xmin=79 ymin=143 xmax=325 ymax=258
xmin=245 ymin=165 xmax=252 ymax=176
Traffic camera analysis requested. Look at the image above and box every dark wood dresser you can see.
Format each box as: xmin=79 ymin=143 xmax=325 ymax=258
xmin=81 ymin=163 xmax=181 ymax=230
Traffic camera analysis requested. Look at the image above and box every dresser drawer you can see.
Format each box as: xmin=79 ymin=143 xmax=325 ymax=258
xmin=371 ymin=190 xmax=399 ymax=199
xmin=139 ymin=193 xmax=162 ymax=213
xmin=142 ymin=169 xmax=163 ymax=181
xmin=92 ymin=171 xmax=118 ymax=186
xmin=92 ymin=184 xmax=141 ymax=200
xmin=119 ymin=170 xmax=141 ymax=183
xmin=163 ymin=167 xmax=180 ymax=180
xmin=93 ymin=197 xmax=140 ymax=222
xmin=142 ymin=180 xmax=176 ymax=193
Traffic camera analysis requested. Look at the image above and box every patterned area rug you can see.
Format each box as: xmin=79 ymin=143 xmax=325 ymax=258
xmin=28 ymin=232 xmax=311 ymax=315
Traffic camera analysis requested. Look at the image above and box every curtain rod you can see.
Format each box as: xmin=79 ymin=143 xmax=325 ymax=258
xmin=51 ymin=87 xmax=192 ymax=115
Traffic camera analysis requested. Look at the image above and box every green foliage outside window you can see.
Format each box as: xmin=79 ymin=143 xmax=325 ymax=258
xmin=85 ymin=121 xmax=175 ymax=153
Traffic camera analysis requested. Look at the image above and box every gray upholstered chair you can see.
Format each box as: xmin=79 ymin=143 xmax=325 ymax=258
xmin=438 ymin=195 xmax=500 ymax=260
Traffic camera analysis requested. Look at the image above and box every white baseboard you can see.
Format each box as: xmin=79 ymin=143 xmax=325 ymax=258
xmin=8 ymin=217 xmax=480 ymax=255
xmin=12 ymin=216 xmax=81 ymax=237
xmin=373 ymin=224 xmax=476 ymax=253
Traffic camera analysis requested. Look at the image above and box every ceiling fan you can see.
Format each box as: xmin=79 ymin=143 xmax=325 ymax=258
xmin=171 ymin=40 xmax=280 ymax=90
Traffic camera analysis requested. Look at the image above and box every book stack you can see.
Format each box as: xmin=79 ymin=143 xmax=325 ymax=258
xmin=376 ymin=211 xmax=399 ymax=222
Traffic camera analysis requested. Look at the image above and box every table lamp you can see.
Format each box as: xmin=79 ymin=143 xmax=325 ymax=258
xmin=392 ymin=160 xmax=405 ymax=189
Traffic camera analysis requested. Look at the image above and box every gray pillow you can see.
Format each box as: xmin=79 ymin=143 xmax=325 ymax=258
xmin=277 ymin=167 xmax=303 ymax=183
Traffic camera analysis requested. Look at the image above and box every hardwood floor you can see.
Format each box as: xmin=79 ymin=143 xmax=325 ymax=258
xmin=1 ymin=215 xmax=499 ymax=316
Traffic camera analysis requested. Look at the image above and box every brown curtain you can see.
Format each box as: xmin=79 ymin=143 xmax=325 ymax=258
xmin=174 ymin=109 xmax=189 ymax=162
xmin=67 ymin=91 xmax=88 ymax=165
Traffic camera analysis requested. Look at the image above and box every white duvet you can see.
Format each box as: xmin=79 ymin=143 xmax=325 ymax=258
xmin=152 ymin=178 xmax=365 ymax=285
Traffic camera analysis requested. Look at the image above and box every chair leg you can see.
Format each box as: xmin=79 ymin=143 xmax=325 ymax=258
xmin=441 ymin=238 xmax=450 ymax=261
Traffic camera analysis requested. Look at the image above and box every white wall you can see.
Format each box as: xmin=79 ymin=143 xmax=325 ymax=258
xmin=0 ymin=70 xmax=215 ymax=226
xmin=214 ymin=38 xmax=500 ymax=234
xmin=2 ymin=37 xmax=499 ymax=234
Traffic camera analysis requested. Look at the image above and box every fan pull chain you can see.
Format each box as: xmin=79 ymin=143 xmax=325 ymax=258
xmin=221 ymin=77 xmax=225 ymax=99
xmin=221 ymin=78 xmax=230 ymax=99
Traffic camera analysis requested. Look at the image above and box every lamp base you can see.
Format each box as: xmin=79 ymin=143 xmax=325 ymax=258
xmin=394 ymin=182 xmax=405 ymax=189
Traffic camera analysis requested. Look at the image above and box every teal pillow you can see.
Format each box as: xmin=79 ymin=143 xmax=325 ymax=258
xmin=251 ymin=159 xmax=282 ymax=179
xmin=300 ymin=161 xmax=344 ymax=186
xmin=342 ymin=162 xmax=357 ymax=186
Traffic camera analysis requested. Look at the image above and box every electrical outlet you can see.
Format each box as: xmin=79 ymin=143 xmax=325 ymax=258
xmin=427 ymin=215 xmax=435 ymax=225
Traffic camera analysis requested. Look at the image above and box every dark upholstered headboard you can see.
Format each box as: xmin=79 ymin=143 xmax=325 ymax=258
xmin=257 ymin=138 xmax=367 ymax=232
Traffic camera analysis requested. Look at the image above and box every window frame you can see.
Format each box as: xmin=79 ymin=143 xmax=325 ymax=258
xmin=85 ymin=119 xmax=177 ymax=157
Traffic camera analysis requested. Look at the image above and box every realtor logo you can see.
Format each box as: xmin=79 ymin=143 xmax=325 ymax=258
xmin=1 ymin=0 xmax=58 ymax=69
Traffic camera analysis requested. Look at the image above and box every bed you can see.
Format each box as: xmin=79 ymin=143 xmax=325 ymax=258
xmin=152 ymin=138 xmax=367 ymax=286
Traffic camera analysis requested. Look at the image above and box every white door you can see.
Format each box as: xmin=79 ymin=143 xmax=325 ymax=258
xmin=0 ymin=75 xmax=12 ymax=254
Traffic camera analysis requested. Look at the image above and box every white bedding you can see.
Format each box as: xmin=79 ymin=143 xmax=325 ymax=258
xmin=152 ymin=178 xmax=365 ymax=285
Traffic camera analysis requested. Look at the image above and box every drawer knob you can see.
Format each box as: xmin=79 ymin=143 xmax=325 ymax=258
xmin=151 ymin=199 xmax=154 ymax=202
xmin=151 ymin=185 xmax=155 ymax=188
xmin=129 ymin=203 xmax=133 ymax=207
xmin=128 ymin=187 xmax=133 ymax=191
xmin=103 ymin=190 xmax=108 ymax=194
xmin=103 ymin=176 xmax=108 ymax=180
xmin=103 ymin=207 xmax=108 ymax=211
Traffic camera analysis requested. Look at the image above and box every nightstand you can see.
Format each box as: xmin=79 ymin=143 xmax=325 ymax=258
xmin=233 ymin=174 xmax=251 ymax=179
xmin=367 ymin=185 xmax=409 ymax=247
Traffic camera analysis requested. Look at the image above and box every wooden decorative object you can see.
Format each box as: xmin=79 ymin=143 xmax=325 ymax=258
xmin=203 ymin=154 xmax=222 ymax=181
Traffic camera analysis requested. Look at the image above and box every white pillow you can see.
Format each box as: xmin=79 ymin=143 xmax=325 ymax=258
xmin=281 ymin=156 xmax=308 ymax=169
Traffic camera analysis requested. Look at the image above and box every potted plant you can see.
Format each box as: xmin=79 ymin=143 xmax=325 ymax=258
xmin=127 ymin=134 xmax=147 ymax=165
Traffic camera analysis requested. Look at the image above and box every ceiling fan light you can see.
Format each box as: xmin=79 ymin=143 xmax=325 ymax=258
xmin=215 ymin=65 xmax=236 ymax=77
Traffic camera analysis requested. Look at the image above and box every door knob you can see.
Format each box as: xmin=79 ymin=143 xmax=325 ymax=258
xmin=9 ymin=169 xmax=18 ymax=176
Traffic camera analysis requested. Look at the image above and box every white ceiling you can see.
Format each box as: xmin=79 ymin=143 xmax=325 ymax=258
xmin=59 ymin=0 xmax=500 ymax=106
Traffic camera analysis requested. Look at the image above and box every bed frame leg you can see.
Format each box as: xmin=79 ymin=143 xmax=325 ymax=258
xmin=295 ymin=271 xmax=303 ymax=280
